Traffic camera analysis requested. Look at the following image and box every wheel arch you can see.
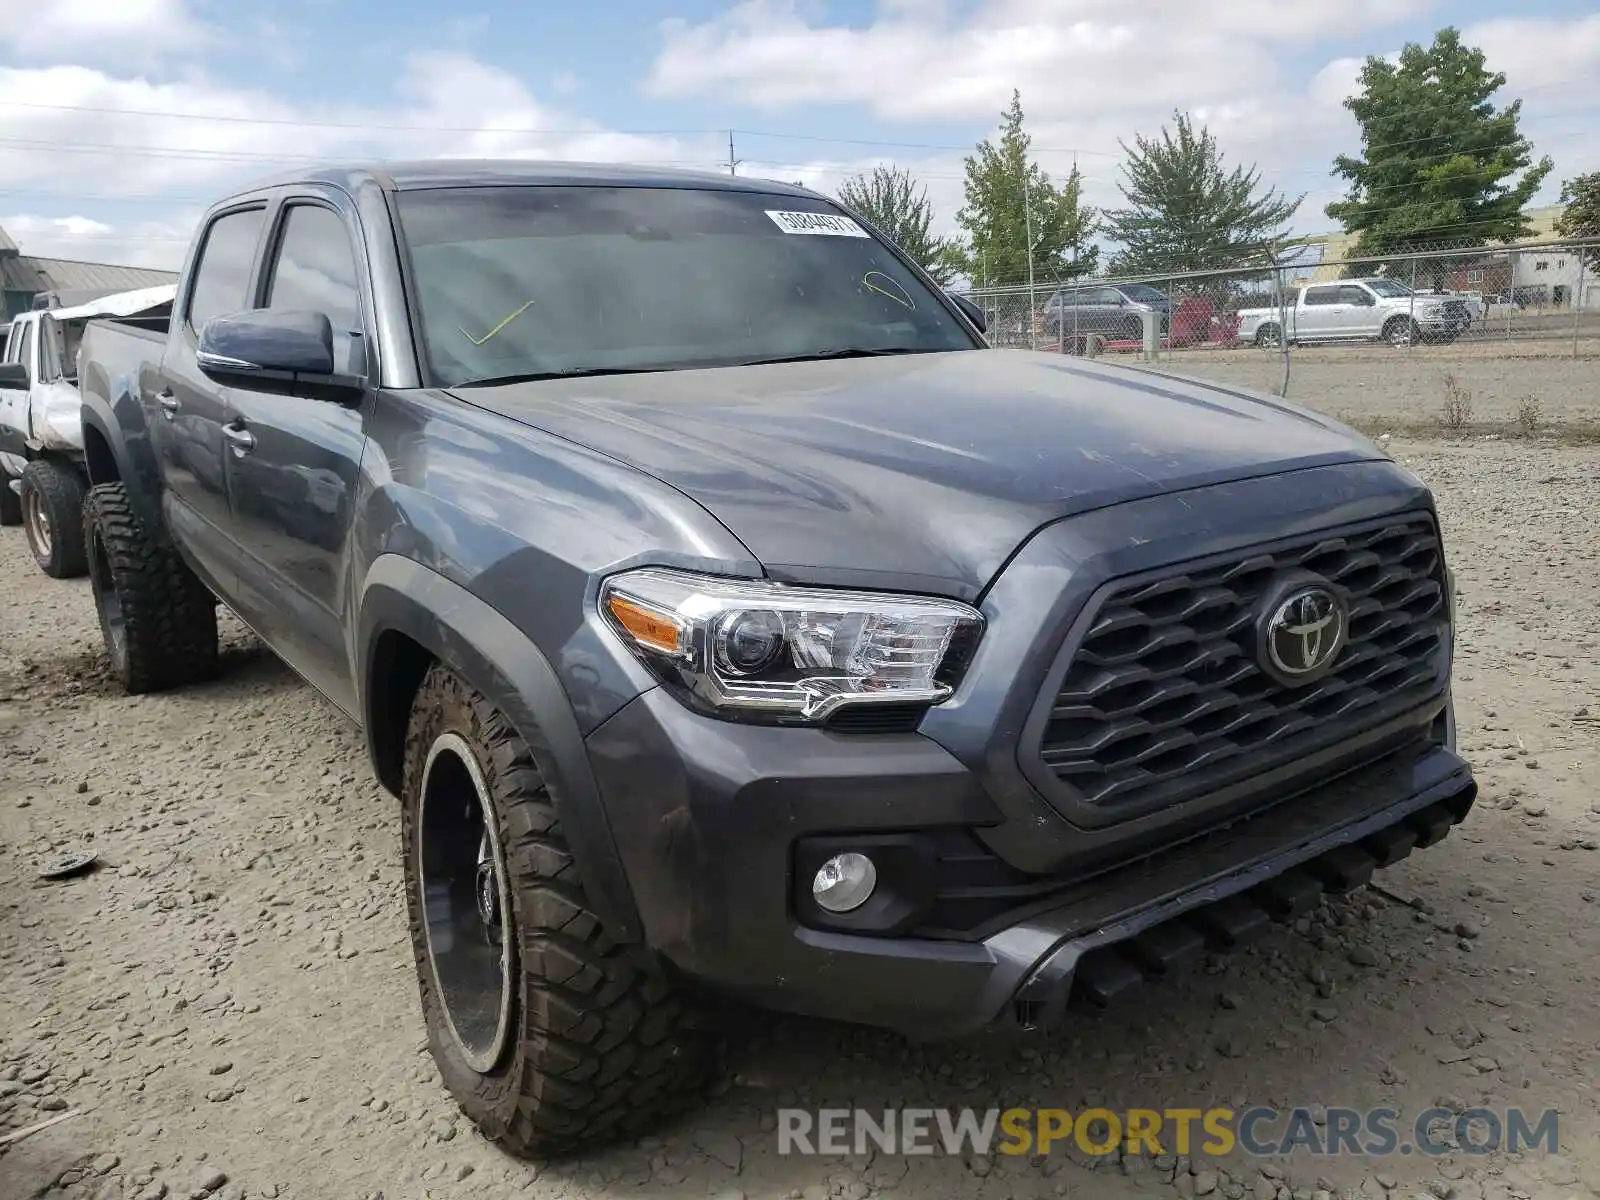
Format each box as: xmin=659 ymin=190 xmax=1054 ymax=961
xmin=357 ymin=553 xmax=645 ymax=945
xmin=79 ymin=406 xmax=164 ymax=535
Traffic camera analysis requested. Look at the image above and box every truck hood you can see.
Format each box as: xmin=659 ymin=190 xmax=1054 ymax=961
xmin=450 ymin=350 xmax=1386 ymax=600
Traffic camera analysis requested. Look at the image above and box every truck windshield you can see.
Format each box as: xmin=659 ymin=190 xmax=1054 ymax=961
xmin=1364 ymin=279 xmax=1413 ymax=298
xmin=394 ymin=185 xmax=979 ymax=387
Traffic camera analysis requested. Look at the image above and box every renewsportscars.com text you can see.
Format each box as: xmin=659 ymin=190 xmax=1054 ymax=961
xmin=776 ymin=1106 xmax=1559 ymax=1159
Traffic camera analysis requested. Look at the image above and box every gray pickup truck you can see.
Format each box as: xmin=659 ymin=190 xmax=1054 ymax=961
xmin=76 ymin=160 xmax=1477 ymax=1157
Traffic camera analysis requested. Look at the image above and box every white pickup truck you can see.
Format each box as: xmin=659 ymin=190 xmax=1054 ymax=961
xmin=1237 ymin=277 xmax=1471 ymax=349
xmin=0 ymin=285 xmax=175 ymax=576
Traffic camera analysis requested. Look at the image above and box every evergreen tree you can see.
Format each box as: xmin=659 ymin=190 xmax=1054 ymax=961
xmin=1326 ymin=26 xmax=1553 ymax=260
xmin=836 ymin=165 xmax=959 ymax=285
xmin=951 ymin=90 xmax=1098 ymax=287
xmin=1555 ymin=172 xmax=1600 ymax=272
xmin=1101 ymin=112 xmax=1302 ymax=275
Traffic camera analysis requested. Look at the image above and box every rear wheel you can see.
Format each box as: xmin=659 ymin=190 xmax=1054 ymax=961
xmin=19 ymin=459 xmax=87 ymax=577
xmin=83 ymin=482 xmax=219 ymax=693
xmin=1254 ymin=323 xmax=1282 ymax=348
xmin=401 ymin=666 xmax=713 ymax=1157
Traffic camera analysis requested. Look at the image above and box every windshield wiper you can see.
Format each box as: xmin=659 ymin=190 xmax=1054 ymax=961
xmin=733 ymin=346 xmax=935 ymax=366
xmin=453 ymin=366 xmax=659 ymax=387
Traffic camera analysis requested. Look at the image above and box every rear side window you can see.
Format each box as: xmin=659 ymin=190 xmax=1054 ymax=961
xmin=187 ymin=207 xmax=266 ymax=331
xmin=1302 ymin=287 xmax=1338 ymax=306
xmin=17 ymin=322 xmax=34 ymax=376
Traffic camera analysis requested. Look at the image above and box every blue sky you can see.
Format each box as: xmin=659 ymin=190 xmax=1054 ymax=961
xmin=1 ymin=0 xmax=1596 ymax=269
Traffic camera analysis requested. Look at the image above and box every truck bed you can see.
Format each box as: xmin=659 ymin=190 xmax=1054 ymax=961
xmin=78 ymin=316 xmax=167 ymax=417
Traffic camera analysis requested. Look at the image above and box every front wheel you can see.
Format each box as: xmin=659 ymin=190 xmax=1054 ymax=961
xmin=401 ymin=666 xmax=713 ymax=1157
xmin=1383 ymin=317 xmax=1419 ymax=347
xmin=19 ymin=459 xmax=88 ymax=577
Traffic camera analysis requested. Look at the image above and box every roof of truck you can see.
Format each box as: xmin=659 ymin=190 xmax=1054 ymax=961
xmin=237 ymin=159 xmax=816 ymax=198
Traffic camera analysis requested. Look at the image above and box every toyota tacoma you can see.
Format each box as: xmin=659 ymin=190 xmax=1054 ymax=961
xmin=74 ymin=161 xmax=1476 ymax=1157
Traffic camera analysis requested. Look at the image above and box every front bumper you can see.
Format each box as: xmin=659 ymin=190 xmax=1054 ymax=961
xmin=586 ymin=687 xmax=1473 ymax=1038
xmin=580 ymin=458 xmax=1475 ymax=1039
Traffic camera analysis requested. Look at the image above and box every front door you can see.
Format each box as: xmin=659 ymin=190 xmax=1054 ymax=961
xmin=154 ymin=204 xmax=268 ymax=594
xmin=1336 ymin=285 xmax=1381 ymax=337
xmin=0 ymin=320 xmax=32 ymax=457
xmin=222 ymin=199 xmax=371 ymax=715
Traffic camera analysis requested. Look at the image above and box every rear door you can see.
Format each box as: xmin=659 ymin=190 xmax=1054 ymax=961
xmin=221 ymin=193 xmax=373 ymax=715
xmin=1295 ymin=285 xmax=1347 ymax=339
xmin=155 ymin=203 xmax=270 ymax=594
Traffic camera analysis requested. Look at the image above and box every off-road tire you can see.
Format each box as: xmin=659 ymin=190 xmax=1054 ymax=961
xmin=20 ymin=459 xmax=88 ymax=577
xmin=83 ymin=482 xmax=219 ymax=693
xmin=0 ymin=478 xmax=19 ymax=526
xmin=400 ymin=665 xmax=713 ymax=1157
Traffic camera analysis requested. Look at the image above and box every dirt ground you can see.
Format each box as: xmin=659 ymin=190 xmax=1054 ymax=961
xmin=2 ymin=436 xmax=1598 ymax=1200
xmin=1142 ymin=345 xmax=1600 ymax=430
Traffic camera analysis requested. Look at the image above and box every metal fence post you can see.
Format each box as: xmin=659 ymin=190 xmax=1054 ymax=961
xmin=1408 ymin=257 xmax=1418 ymax=350
xmin=1576 ymin=256 xmax=1587 ymax=360
xmin=1506 ymin=251 xmax=1516 ymax=341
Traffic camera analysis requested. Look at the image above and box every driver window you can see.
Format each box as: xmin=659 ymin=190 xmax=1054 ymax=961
xmin=265 ymin=204 xmax=366 ymax=376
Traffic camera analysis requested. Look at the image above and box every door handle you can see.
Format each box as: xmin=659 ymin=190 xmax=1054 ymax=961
xmin=223 ymin=423 xmax=256 ymax=457
xmin=157 ymin=390 xmax=179 ymax=419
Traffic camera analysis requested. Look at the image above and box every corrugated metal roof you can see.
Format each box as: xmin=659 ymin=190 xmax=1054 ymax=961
xmin=0 ymin=226 xmax=17 ymax=254
xmin=1 ymin=255 xmax=177 ymax=294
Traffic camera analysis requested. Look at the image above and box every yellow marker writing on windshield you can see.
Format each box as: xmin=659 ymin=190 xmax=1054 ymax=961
xmin=862 ymin=271 xmax=915 ymax=310
xmin=458 ymin=300 xmax=536 ymax=347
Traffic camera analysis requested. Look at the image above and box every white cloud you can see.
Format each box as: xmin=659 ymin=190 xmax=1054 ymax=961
xmin=656 ymin=1 xmax=1600 ymax=248
xmin=1464 ymin=14 xmax=1600 ymax=98
xmin=0 ymin=0 xmax=210 ymax=60
xmin=644 ymin=0 xmax=1433 ymax=121
xmin=0 ymin=211 xmax=199 ymax=269
xmin=3 ymin=2 xmax=1595 ymax=271
xmin=0 ymin=54 xmax=717 ymax=266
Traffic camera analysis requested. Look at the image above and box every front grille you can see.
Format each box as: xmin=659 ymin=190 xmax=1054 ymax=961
xmin=1031 ymin=516 xmax=1449 ymax=815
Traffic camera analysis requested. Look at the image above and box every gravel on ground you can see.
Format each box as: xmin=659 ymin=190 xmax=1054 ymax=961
xmin=1 ymin=437 xmax=1597 ymax=1200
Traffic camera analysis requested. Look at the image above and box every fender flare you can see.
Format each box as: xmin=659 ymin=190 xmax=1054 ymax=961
xmin=79 ymin=389 xmax=164 ymax=536
xmin=357 ymin=554 xmax=644 ymax=945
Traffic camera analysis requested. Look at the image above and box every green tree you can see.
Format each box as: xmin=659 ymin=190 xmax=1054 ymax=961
xmin=1555 ymin=172 xmax=1600 ymax=271
xmin=951 ymin=90 xmax=1099 ymax=287
xmin=835 ymin=165 xmax=959 ymax=285
xmin=1326 ymin=26 xmax=1553 ymax=265
xmin=1101 ymin=111 xmax=1302 ymax=275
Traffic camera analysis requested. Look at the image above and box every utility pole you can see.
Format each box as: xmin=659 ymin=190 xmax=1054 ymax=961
xmin=727 ymin=131 xmax=739 ymax=176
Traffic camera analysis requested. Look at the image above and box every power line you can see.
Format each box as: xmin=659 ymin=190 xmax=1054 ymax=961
xmin=0 ymin=73 xmax=1588 ymax=166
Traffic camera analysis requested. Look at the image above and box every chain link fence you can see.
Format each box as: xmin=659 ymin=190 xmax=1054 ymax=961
xmin=962 ymin=238 xmax=1600 ymax=435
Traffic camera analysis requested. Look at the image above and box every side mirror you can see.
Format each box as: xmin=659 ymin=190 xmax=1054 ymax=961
xmin=0 ymin=362 xmax=28 ymax=389
xmin=946 ymin=291 xmax=987 ymax=333
xmin=197 ymin=310 xmax=363 ymax=399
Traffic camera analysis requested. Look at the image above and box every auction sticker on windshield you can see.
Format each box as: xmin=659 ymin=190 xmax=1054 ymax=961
xmin=765 ymin=210 xmax=871 ymax=237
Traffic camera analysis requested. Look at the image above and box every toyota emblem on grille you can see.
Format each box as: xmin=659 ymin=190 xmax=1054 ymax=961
xmin=1260 ymin=582 xmax=1347 ymax=683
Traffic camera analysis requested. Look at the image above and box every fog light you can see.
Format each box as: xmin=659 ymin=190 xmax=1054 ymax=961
xmin=812 ymin=852 xmax=877 ymax=913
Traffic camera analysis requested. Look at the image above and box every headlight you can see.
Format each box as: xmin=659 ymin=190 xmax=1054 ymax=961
xmin=599 ymin=567 xmax=984 ymax=722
